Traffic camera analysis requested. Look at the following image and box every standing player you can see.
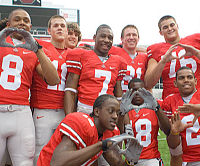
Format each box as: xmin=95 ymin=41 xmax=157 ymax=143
xmin=162 ymin=66 xmax=200 ymax=165
xmin=38 ymin=94 xmax=143 ymax=166
xmin=64 ymin=24 xmax=127 ymax=115
xmin=110 ymin=25 xmax=148 ymax=92
xmin=30 ymin=15 xmax=68 ymax=165
xmin=0 ymin=8 xmax=59 ymax=166
xmin=145 ymin=15 xmax=200 ymax=99
xmin=65 ymin=22 xmax=81 ymax=49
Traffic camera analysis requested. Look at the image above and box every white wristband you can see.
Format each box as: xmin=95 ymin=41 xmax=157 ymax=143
xmin=117 ymin=97 xmax=122 ymax=101
xmin=64 ymin=88 xmax=77 ymax=93
xmin=169 ymin=143 xmax=183 ymax=156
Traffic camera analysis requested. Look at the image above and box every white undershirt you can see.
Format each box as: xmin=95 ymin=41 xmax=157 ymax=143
xmin=12 ymin=38 xmax=23 ymax=46
xmin=129 ymin=53 xmax=137 ymax=60
xmin=98 ymin=55 xmax=109 ymax=63
xmin=182 ymin=90 xmax=196 ymax=103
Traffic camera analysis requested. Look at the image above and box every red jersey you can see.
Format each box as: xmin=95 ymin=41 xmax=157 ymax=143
xmin=110 ymin=46 xmax=148 ymax=92
xmin=147 ymin=34 xmax=200 ymax=99
xmin=0 ymin=37 xmax=38 ymax=105
xmin=66 ymin=48 xmax=127 ymax=106
xmin=30 ymin=41 xmax=68 ymax=109
xmin=128 ymin=108 xmax=160 ymax=159
xmin=162 ymin=91 xmax=200 ymax=162
xmin=37 ymin=112 xmax=120 ymax=166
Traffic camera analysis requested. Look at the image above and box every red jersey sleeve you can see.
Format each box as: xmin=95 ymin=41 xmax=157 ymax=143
xmin=59 ymin=112 xmax=98 ymax=149
xmin=117 ymin=56 xmax=127 ymax=81
xmin=66 ymin=48 xmax=86 ymax=75
xmin=147 ymin=44 xmax=162 ymax=62
xmin=161 ymin=94 xmax=174 ymax=118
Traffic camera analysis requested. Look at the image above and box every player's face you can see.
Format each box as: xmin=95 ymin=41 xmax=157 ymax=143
xmin=121 ymin=27 xmax=139 ymax=51
xmin=129 ymin=82 xmax=144 ymax=106
xmin=159 ymin=18 xmax=179 ymax=43
xmin=98 ymin=98 xmax=120 ymax=131
xmin=174 ymin=69 xmax=197 ymax=97
xmin=7 ymin=10 xmax=32 ymax=32
xmin=48 ymin=18 xmax=67 ymax=42
xmin=66 ymin=30 xmax=79 ymax=49
xmin=94 ymin=28 xmax=113 ymax=56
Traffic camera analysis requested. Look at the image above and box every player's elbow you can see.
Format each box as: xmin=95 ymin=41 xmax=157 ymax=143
xmin=46 ymin=77 xmax=60 ymax=86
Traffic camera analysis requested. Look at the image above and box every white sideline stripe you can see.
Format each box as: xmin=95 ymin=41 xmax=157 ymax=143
xmin=158 ymin=138 xmax=166 ymax=141
xmin=61 ymin=123 xmax=86 ymax=147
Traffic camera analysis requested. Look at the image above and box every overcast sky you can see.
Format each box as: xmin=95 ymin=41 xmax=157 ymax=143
xmin=52 ymin=0 xmax=200 ymax=46
xmin=2 ymin=0 xmax=200 ymax=45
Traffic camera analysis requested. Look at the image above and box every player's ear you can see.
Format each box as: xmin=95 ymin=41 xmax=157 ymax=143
xmin=159 ymin=30 xmax=163 ymax=36
xmin=47 ymin=28 xmax=51 ymax=35
xmin=93 ymin=34 xmax=96 ymax=41
xmin=174 ymin=80 xmax=177 ymax=87
xmin=93 ymin=107 xmax=99 ymax=117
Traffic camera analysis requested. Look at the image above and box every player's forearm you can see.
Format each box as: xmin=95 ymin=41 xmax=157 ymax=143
xmin=103 ymin=150 xmax=125 ymax=166
xmin=170 ymin=154 xmax=182 ymax=166
xmin=144 ymin=59 xmax=166 ymax=89
xmin=36 ymin=49 xmax=60 ymax=85
xmin=51 ymin=142 xmax=102 ymax=166
xmin=167 ymin=133 xmax=181 ymax=149
xmin=156 ymin=108 xmax=171 ymax=136
xmin=64 ymin=91 xmax=76 ymax=115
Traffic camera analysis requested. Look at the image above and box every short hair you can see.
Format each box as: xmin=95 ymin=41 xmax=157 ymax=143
xmin=0 ymin=18 xmax=8 ymax=31
xmin=176 ymin=66 xmax=195 ymax=80
xmin=67 ymin=22 xmax=82 ymax=42
xmin=90 ymin=94 xmax=117 ymax=117
xmin=95 ymin=24 xmax=112 ymax=35
xmin=48 ymin=15 xmax=67 ymax=29
xmin=158 ymin=15 xmax=176 ymax=31
xmin=8 ymin=8 xmax=30 ymax=22
xmin=128 ymin=78 xmax=144 ymax=89
xmin=121 ymin=24 xmax=139 ymax=38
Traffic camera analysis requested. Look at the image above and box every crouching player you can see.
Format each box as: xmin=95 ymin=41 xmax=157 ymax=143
xmin=38 ymin=94 xmax=143 ymax=166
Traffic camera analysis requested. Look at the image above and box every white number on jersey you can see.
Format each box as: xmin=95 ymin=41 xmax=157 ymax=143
xmin=135 ymin=119 xmax=152 ymax=147
xmin=167 ymin=49 xmax=197 ymax=78
xmin=95 ymin=69 xmax=111 ymax=96
xmin=182 ymin=115 xmax=200 ymax=146
xmin=47 ymin=60 xmax=67 ymax=91
xmin=0 ymin=54 xmax=23 ymax=90
xmin=121 ymin=65 xmax=142 ymax=91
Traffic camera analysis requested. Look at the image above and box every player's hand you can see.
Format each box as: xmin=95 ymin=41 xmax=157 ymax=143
xmin=170 ymin=111 xmax=193 ymax=135
xmin=161 ymin=44 xmax=179 ymax=63
xmin=120 ymin=89 xmax=137 ymax=115
xmin=102 ymin=133 xmax=135 ymax=152
xmin=175 ymin=43 xmax=200 ymax=59
xmin=136 ymin=88 xmax=159 ymax=111
xmin=177 ymin=104 xmax=200 ymax=124
xmin=125 ymin=124 xmax=134 ymax=136
xmin=15 ymin=29 xmax=40 ymax=53
xmin=0 ymin=28 xmax=16 ymax=48
xmin=119 ymin=136 xmax=143 ymax=163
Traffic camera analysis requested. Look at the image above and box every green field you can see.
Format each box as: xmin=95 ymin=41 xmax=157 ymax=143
xmin=158 ymin=130 xmax=170 ymax=166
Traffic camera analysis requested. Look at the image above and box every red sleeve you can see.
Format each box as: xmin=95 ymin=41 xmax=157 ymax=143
xmin=66 ymin=48 xmax=85 ymax=75
xmin=147 ymin=44 xmax=162 ymax=62
xmin=59 ymin=113 xmax=96 ymax=149
xmin=117 ymin=56 xmax=127 ymax=81
xmin=161 ymin=95 xmax=173 ymax=118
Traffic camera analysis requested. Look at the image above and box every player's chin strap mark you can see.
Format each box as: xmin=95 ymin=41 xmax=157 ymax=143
xmin=64 ymin=88 xmax=77 ymax=93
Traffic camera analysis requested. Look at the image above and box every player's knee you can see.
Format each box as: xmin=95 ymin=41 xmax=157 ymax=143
xmin=23 ymin=135 xmax=35 ymax=158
